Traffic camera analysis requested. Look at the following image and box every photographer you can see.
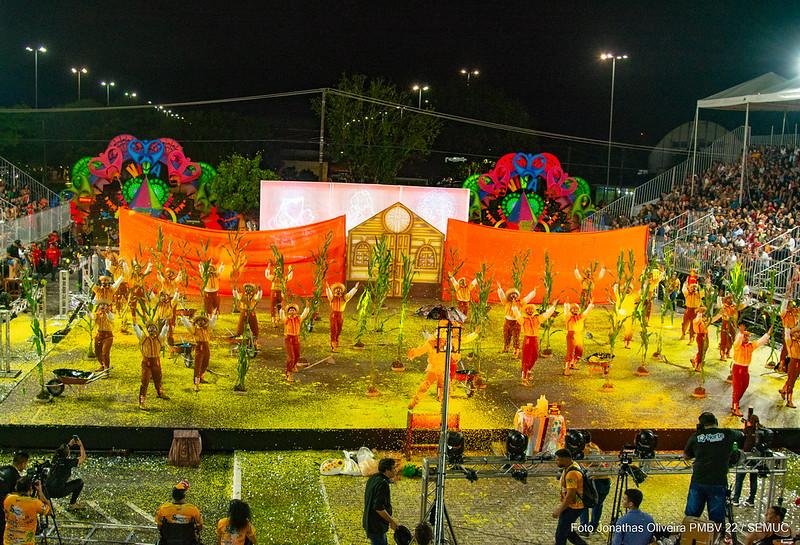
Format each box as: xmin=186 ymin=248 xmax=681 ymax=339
xmin=3 ymin=476 xmax=51 ymax=545
xmin=0 ymin=452 xmax=28 ymax=537
xmin=732 ymin=413 xmax=760 ymax=507
xmin=684 ymin=412 xmax=741 ymax=532
xmin=45 ymin=437 xmax=86 ymax=509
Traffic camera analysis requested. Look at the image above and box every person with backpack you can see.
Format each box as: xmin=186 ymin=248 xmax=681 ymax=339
xmin=552 ymin=448 xmax=598 ymax=545
xmin=0 ymin=452 xmax=28 ymax=538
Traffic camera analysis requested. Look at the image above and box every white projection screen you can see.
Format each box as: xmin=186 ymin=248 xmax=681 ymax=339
xmin=259 ymin=181 xmax=470 ymax=234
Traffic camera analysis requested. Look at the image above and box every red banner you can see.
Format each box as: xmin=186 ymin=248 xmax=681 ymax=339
xmin=118 ymin=210 xmax=347 ymax=296
xmin=442 ymin=220 xmax=649 ymax=304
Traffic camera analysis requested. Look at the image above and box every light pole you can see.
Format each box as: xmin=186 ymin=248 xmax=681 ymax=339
xmin=459 ymin=68 xmax=479 ymax=85
xmin=411 ymin=84 xmax=429 ymax=108
xmin=71 ymin=67 xmax=88 ymax=101
xmin=600 ymin=52 xmax=628 ymax=189
xmin=25 ymin=45 xmax=47 ymax=108
xmin=124 ymin=91 xmax=138 ymax=99
xmin=100 ymin=81 xmax=116 ymax=106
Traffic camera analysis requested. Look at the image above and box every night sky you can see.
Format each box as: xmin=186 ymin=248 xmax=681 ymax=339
xmin=3 ymin=1 xmax=800 ymax=145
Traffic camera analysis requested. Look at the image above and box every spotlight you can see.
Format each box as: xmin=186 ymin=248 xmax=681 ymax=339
xmin=565 ymin=429 xmax=591 ymax=460
xmin=754 ymin=427 xmax=774 ymax=457
xmin=462 ymin=467 xmax=478 ymax=483
xmin=511 ymin=468 xmax=528 ymax=484
xmin=506 ymin=430 xmax=528 ymax=461
xmin=446 ymin=431 xmax=465 ymax=465
xmin=634 ymin=429 xmax=658 ymax=459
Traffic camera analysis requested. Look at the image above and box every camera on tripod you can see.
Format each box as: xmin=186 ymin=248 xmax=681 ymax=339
xmin=28 ymin=460 xmax=51 ymax=488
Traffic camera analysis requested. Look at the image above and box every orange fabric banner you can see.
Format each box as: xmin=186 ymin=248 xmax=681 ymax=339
xmin=442 ymin=220 xmax=649 ymax=304
xmin=118 ymin=210 xmax=347 ymax=296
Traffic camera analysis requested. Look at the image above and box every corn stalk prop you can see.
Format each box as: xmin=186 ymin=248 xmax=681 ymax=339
xmin=634 ymin=263 xmax=653 ymax=374
xmin=148 ymin=226 xmax=174 ymax=280
xmin=22 ymin=273 xmax=51 ymax=400
xmin=763 ymin=270 xmax=780 ymax=365
xmin=470 ymin=263 xmax=493 ymax=372
xmin=445 ymin=247 xmax=465 ymax=303
xmin=234 ymin=324 xmax=253 ymax=392
xmin=368 ymin=236 xmax=393 ymax=332
xmin=605 ymin=250 xmax=636 ymax=357
xmin=511 ymin=249 xmax=531 ymax=293
xmin=396 ymin=254 xmax=416 ymax=362
xmin=225 ymin=230 xmax=252 ymax=312
xmin=196 ymin=239 xmax=214 ymax=292
xmin=654 ymin=248 xmax=675 ymax=356
xmin=73 ymin=284 xmax=96 ymax=359
xmin=304 ymin=231 xmax=333 ymax=334
xmin=539 ymin=252 xmax=561 ymax=354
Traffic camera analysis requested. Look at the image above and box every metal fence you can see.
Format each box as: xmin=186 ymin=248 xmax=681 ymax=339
xmin=582 ymin=127 xmax=746 ymax=231
xmin=0 ymin=155 xmax=59 ymax=208
xmin=0 ymin=203 xmax=71 ymax=247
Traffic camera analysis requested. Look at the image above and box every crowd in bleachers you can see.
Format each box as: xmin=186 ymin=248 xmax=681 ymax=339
xmin=0 ymin=171 xmax=53 ymax=222
xmin=609 ymin=146 xmax=800 ymax=265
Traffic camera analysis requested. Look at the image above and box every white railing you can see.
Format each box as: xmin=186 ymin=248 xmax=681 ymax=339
xmin=749 ymin=133 xmax=800 ymax=148
xmin=582 ymin=127 xmax=745 ymax=231
xmin=0 ymin=203 xmax=71 ymax=247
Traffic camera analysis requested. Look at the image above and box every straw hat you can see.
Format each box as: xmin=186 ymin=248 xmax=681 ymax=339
xmin=524 ymin=304 xmax=538 ymax=315
xmin=192 ymin=313 xmax=209 ymax=325
xmin=570 ymin=304 xmax=580 ymax=314
xmin=331 ymin=282 xmax=345 ymax=292
xmin=286 ymin=303 xmax=299 ymax=312
xmin=99 ymin=275 xmax=112 ymax=284
xmin=506 ymin=288 xmax=520 ymax=299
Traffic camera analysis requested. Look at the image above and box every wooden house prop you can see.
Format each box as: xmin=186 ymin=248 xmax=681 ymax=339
xmin=347 ymin=202 xmax=444 ymax=296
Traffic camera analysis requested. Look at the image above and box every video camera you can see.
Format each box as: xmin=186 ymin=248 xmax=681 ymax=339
xmin=27 ymin=459 xmax=51 ymax=487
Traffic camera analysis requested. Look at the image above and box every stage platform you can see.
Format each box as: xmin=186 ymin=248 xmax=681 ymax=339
xmin=0 ymin=298 xmax=797 ymax=450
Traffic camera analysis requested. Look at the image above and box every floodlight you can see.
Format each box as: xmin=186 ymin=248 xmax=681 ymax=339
xmin=505 ymin=430 xmax=528 ymax=461
xmin=634 ymin=429 xmax=658 ymax=459
xmin=446 ymin=431 xmax=464 ymax=465
xmin=565 ymin=429 xmax=591 ymax=460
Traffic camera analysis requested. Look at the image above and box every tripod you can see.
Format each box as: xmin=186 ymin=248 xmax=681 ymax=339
xmin=426 ymin=495 xmax=458 ymax=545
xmin=38 ymin=482 xmax=63 ymax=545
xmin=606 ymin=462 xmax=638 ymax=545
xmin=722 ymin=486 xmax=740 ymax=545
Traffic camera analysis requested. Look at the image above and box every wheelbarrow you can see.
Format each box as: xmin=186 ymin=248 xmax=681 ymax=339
xmin=173 ymin=342 xmax=195 ymax=368
xmin=451 ymin=360 xmax=480 ymax=398
xmin=46 ymin=368 xmax=110 ymax=397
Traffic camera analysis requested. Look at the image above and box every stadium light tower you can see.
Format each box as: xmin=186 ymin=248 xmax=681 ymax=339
xmin=100 ymin=80 xmax=116 ymax=106
xmin=71 ymin=67 xmax=88 ymax=101
xmin=600 ymin=52 xmax=629 ymax=189
xmin=459 ymin=68 xmax=480 ymax=85
xmin=25 ymin=45 xmax=47 ymax=108
xmin=411 ymin=84 xmax=430 ymax=108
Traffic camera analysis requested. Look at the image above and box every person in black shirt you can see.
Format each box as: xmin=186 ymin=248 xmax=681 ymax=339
xmin=684 ymin=412 xmax=741 ymax=530
xmin=45 ymin=437 xmax=87 ymax=509
xmin=0 ymin=451 xmax=29 ymax=537
xmin=744 ymin=505 xmax=792 ymax=545
xmin=362 ymin=458 xmax=400 ymax=545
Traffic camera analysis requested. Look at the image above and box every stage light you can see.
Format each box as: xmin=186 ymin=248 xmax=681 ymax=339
xmin=446 ymin=431 xmax=465 ymax=465
xmin=505 ymin=430 xmax=528 ymax=461
xmin=634 ymin=429 xmax=658 ymax=459
xmin=565 ymin=429 xmax=591 ymax=460
xmin=511 ymin=468 xmax=528 ymax=484
xmin=754 ymin=427 xmax=774 ymax=456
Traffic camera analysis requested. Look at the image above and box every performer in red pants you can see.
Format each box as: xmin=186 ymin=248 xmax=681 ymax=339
xmin=731 ymin=325 xmax=771 ymax=416
xmin=564 ymin=302 xmax=593 ymax=375
xmin=778 ymin=301 xmax=799 ymax=373
xmin=93 ymin=303 xmax=114 ymax=373
xmin=133 ymin=322 xmax=170 ymax=410
xmin=719 ymin=296 xmax=740 ymax=360
xmin=515 ymin=303 xmax=557 ymax=386
xmin=325 ymin=282 xmax=359 ymax=351
xmin=780 ymin=327 xmax=799 ymax=408
xmin=281 ymin=303 xmax=308 ymax=382
xmin=681 ymin=280 xmax=704 ymax=344
xmin=201 ymin=261 xmax=224 ymax=315
xmin=232 ymin=283 xmax=262 ymax=348
xmin=181 ymin=313 xmax=217 ymax=391
xmin=497 ymin=283 xmax=536 ymax=357
xmin=691 ymin=307 xmax=720 ymax=372
xmin=449 ymin=275 xmax=476 ymax=318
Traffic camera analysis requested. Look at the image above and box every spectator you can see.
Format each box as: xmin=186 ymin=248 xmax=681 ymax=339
xmin=216 ymin=499 xmax=255 ymax=545
xmin=743 ymin=505 xmax=792 ymax=545
xmin=3 ymin=476 xmax=51 ymax=545
xmin=28 ymin=243 xmax=42 ymax=274
xmin=552 ymin=448 xmax=588 ymax=545
xmin=683 ymin=412 xmax=741 ymax=535
xmin=45 ymin=436 xmax=86 ymax=509
xmin=155 ymin=480 xmax=203 ymax=538
xmin=363 ymin=458 xmax=400 ymax=545
xmin=0 ymin=452 xmax=28 ymax=537
xmin=610 ymin=489 xmax=654 ymax=545
xmin=5 ymin=241 xmax=21 ymax=261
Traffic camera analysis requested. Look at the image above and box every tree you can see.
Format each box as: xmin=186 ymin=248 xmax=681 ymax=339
xmin=318 ymin=74 xmax=441 ymax=183
xmin=211 ymin=152 xmax=278 ymax=215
